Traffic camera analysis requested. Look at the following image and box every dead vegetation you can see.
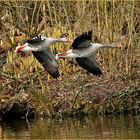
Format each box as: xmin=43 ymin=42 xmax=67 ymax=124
xmin=0 ymin=1 xmax=139 ymax=119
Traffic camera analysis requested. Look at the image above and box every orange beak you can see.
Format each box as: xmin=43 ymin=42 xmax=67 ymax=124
xmin=116 ymin=43 xmax=123 ymax=48
xmin=57 ymin=53 xmax=67 ymax=59
xmin=15 ymin=45 xmax=26 ymax=53
xmin=56 ymin=52 xmax=69 ymax=60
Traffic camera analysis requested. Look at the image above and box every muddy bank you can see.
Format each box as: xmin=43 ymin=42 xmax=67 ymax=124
xmin=0 ymin=0 xmax=139 ymax=120
xmin=0 ymin=70 xmax=139 ymax=119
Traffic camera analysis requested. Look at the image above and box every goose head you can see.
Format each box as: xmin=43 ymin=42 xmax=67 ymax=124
xmin=14 ymin=43 xmax=37 ymax=53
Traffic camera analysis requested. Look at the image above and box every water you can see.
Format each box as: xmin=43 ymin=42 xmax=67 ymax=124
xmin=0 ymin=115 xmax=139 ymax=139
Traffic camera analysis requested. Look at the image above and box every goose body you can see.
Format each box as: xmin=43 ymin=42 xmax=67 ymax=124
xmin=15 ymin=35 xmax=68 ymax=78
xmin=15 ymin=35 xmax=68 ymax=53
xmin=56 ymin=30 xmax=122 ymax=76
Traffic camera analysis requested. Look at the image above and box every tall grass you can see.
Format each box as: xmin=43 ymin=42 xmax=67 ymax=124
xmin=0 ymin=0 xmax=139 ymax=90
xmin=0 ymin=1 xmax=139 ymax=117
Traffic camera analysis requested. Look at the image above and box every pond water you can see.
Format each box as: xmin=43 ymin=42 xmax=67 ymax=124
xmin=0 ymin=114 xmax=139 ymax=139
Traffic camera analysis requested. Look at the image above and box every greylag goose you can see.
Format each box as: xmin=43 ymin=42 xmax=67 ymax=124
xmin=15 ymin=35 xmax=68 ymax=78
xmin=56 ymin=30 xmax=122 ymax=76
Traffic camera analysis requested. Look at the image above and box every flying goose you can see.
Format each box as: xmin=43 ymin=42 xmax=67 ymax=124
xmin=56 ymin=30 xmax=122 ymax=76
xmin=15 ymin=35 xmax=68 ymax=78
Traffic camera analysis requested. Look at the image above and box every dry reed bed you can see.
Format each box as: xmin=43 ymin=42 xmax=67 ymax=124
xmin=0 ymin=1 xmax=139 ymax=118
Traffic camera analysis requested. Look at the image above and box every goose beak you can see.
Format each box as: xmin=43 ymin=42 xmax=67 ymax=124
xmin=55 ymin=53 xmax=67 ymax=60
xmin=14 ymin=45 xmax=26 ymax=53
xmin=116 ymin=43 xmax=123 ymax=48
xmin=112 ymin=43 xmax=123 ymax=48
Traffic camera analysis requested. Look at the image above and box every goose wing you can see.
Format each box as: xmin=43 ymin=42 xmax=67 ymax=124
xmin=25 ymin=35 xmax=46 ymax=45
xmin=76 ymin=54 xmax=102 ymax=76
xmin=32 ymin=48 xmax=59 ymax=78
xmin=72 ymin=30 xmax=92 ymax=49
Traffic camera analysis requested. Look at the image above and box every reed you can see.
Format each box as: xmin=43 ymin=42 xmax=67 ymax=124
xmin=1 ymin=0 xmax=139 ymax=78
xmin=0 ymin=1 xmax=139 ymax=117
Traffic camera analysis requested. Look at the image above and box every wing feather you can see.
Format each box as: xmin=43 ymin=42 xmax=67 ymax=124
xmin=72 ymin=30 xmax=92 ymax=49
xmin=32 ymin=49 xmax=59 ymax=78
xmin=26 ymin=35 xmax=45 ymax=45
xmin=76 ymin=55 xmax=102 ymax=76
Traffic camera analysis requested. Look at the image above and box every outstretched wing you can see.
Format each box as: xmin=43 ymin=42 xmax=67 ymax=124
xmin=76 ymin=54 xmax=102 ymax=76
xmin=32 ymin=48 xmax=59 ymax=78
xmin=26 ymin=35 xmax=46 ymax=45
xmin=72 ymin=30 xmax=92 ymax=49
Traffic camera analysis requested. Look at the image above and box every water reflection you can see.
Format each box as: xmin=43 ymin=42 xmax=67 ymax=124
xmin=0 ymin=115 xmax=139 ymax=139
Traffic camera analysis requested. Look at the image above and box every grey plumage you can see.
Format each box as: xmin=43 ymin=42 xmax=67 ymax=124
xmin=32 ymin=48 xmax=59 ymax=79
xmin=15 ymin=35 xmax=68 ymax=78
xmin=73 ymin=30 xmax=102 ymax=76
xmin=24 ymin=35 xmax=60 ymax=78
xmin=76 ymin=55 xmax=102 ymax=76
xmin=25 ymin=35 xmax=45 ymax=45
xmin=72 ymin=30 xmax=92 ymax=49
xmin=56 ymin=30 xmax=122 ymax=76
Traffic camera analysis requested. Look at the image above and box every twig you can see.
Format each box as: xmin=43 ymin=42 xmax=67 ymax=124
xmin=1 ymin=72 xmax=20 ymax=82
xmin=20 ymin=61 xmax=35 ymax=77
xmin=71 ymin=81 xmax=89 ymax=109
